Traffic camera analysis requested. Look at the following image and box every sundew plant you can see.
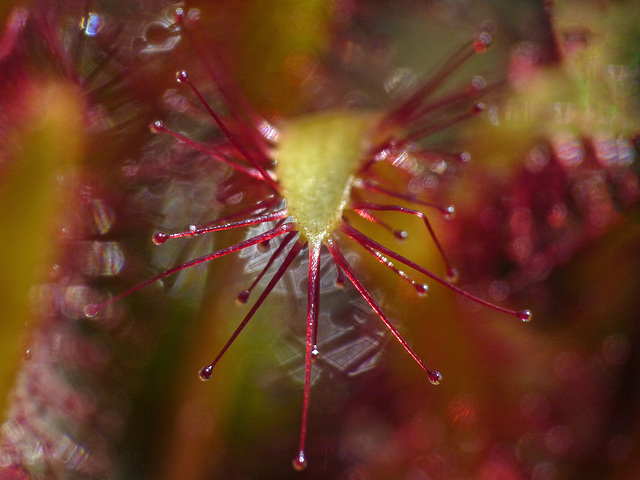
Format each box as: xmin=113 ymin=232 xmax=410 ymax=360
xmin=86 ymin=6 xmax=532 ymax=471
xmin=1 ymin=0 xmax=640 ymax=479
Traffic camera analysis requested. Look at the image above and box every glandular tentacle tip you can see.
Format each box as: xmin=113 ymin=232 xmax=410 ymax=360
xmin=442 ymin=205 xmax=455 ymax=219
xmin=176 ymin=69 xmax=189 ymax=83
xmin=445 ymin=267 xmax=459 ymax=283
xmin=149 ymin=120 xmax=166 ymax=134
xmin=473 ymin=31 xmax=492 ymax=53
xmin=428 ymin=370 xmax=443 ymax=385
xmin=292 ymin=451 xmax=307 ymax=471
xmin=393 ymin=229 xmax=408 ymax=240
xmin=198 ymin=365 xmax=213 ymax=381
xmin=83 ymin=303 xmax=100 ymax=318
xmin=152 ymin=232 xmax=168 ymax=245
xmin=236 ymin=290 xmax=250 ymax=305
xmin=517 ymin=309 xmax=533 ymax=323
xmin=471 ymin=102 xmax=486 ymax=114
xmin=415 ymin=283 xmax=429 ymax=297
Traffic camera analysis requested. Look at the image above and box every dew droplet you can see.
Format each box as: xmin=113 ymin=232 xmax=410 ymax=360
xmin=84 ymin=303 xmax=100 ymax=318
xmin=292 ymin=451 xmax=307 ymax=471
xmin=311 ymin=346 xmax=319 ymax=362
xmin=428 ymin=370 xmax=443 ymax=385
xmin=236 ymin=290 xmax=250 ymax=305
xmin=415 ymin=283 xmax=429 ymax=297
xmin=176 ymin=70 xmax=189 ymax=83
xmin=446 ymin=267 xmax=459 ymax=283
xmin=149 ymin=120 xmax=165 ymax=134
xmin=199 ymin=365 xmax=213 ymax=381
xmin=24 ymin=349 xmax=32 ymax=360
xmin=517 ymin=309 xmax=533 ymax=322
xmin=152 ymin=232 xmax=168 ymax=245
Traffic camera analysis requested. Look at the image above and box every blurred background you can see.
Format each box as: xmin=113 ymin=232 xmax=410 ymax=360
xmin=0 ymin=0 xmax=638 ymax=479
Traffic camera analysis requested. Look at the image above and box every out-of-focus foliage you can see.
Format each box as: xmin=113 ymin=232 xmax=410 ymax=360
xmin=0 ymin=81 xmax=85 ymax=408
xmin=0 ymin=0 xmax=638 ymax=479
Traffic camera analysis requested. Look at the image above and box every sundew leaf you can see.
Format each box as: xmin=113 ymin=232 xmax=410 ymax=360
xmin=0 ymin=80 xmax=85 ymax=406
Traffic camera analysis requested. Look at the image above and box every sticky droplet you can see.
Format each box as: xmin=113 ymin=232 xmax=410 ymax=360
xmin=442 ymin=205 xmax=455 ymax=219
xmin=149 ymin=120 xmax=165 ymax=134
xmin=415 ymin=283 xmax=429 ymax=297
xmin=517 ymin=309 xmax=533 ymax=322
xmin=428 ymin=370 xmax=443 ymax=385
xmin=199 ymin=365 xmax=213 ymax=381
xmin=473 ymin=41 xmax=487 ymax=53
xmin=393 ymin=229 xmax=408 ymax=240
xmin=472 ymin=102 xmax=486 ymax=114
xmin=292 ymin=451 xmax=307 ymax=471
xmin=84 ymin=304 xmax=100 ymax=318
xmin=446 ymin=267 xmax=459 ymax=283
xmin=236 ymin=290 xmax=250 ymax=305
xmin=474 ymin=33 xmax=491 ymax=53
xmin=176 ymin=70 xmax=189 ymax=83
xmin=152 ymin=232 xmax=168 ymax=245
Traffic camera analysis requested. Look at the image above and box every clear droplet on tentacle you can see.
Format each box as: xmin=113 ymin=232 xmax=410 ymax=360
xmin=83 ymin=303 xmax=100 ymax=318
xmin=393 ymin=229 xmax=408 ymax=240
xmin=176 ymin=70 xmax=189 ymax=83
xmin=152 ymin=232 xmax=168 ymax=245
xmin=441 ymin=205 xmax=455 ymax=220
xmin=236 ymin=290 xmax=250 ymax=305
xmin=473 ymin=32 xmax=491 ymax=53
xmin=292 ymin=451 xmax=307 ymax=471
xmin=517 ymin=309 xmax=533 ymax=323
xmin=428 ymin=370 xmax=443 ymax=385
xmin=199 ymin=365 xmax=213 ymax=381
xmin=149 ymin=120 xmax=166 ymax=134
xmin=471 ymin=102 xmax=486 ymax=115
xmin=414 ymin=283 xmax=429 ymax=297
xmin=445 ymin=267 xmax=459 ymax=283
